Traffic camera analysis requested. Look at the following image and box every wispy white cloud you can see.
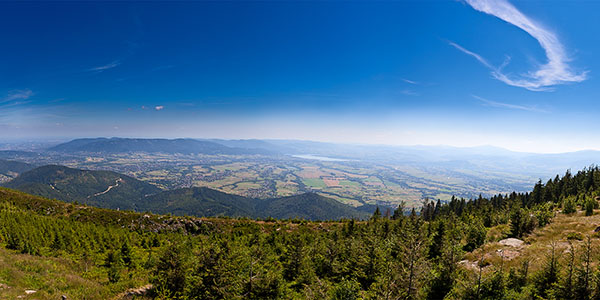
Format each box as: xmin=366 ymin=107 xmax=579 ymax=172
xmin=453 ymin=0 xmax=587 ymax=91
xmin=448 ymin=41 xmax=495 ymax=69
xmin=0 ymin=100 xmax=32 ymax=108
xmin=401 ymin=78 xmax=419 ymax=85
xmin=473 ymin=95 xmax=548 ymax=113
xmin=1 ymin=89 xmax=33 ymax=103
xmin=89 ymin=61 xmax=120 ymax=72
xmin=154 ymin=105 xmax=164 ymax=111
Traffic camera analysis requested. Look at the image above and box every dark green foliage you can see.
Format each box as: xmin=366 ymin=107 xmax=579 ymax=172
xmin=585 ymin=198 xmax=595 ymax=216
xmin=5 ymin=166 xmax=369 ymax=220
xmin=4 ymin=165 xmax=162 ymax=210
xmin=574 ymin=236 xmax=594 ymax=299
xmin=507 ymin=260 xmax=529 ymax=293
xmin=568 ymin=232 xmax=584 ymax=241
xmin=463 ymin=217 xmax=486 ymax=252
xmin=332 ymin=278 xmax=360 ymax=300
xmin=143 ymin=186 xmax=256 ymax=217
xmin=564 ymin=196 xmax=578 ymax=214
xmin=534 ymin=243 xmax=560 ymax=298
xmin=371 ymin=206 xmax=381 ymax=221
xmin=146 ymin=188 xmax=370 ymax=220
xmin=121 ymin=240 xmax=135 ymax=268
xmin=153 ymin=242 xmax=191 ymax=298
xmin=257 ymin=192 xmax=370 ymax=220
xmin=509 ymin=206 xmax=537 ymax=238
xmin=0 ymin=159 xmax=34 ymax=177
xmin=105 ymin=250 xmax=124 ymax=283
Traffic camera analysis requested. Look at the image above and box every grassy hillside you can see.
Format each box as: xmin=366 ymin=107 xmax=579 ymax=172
xmin=466 ymin=209 xmax=600 ymax=274
xmin=4 ymin=165 xmax=162 ymax=210
xmin=0 ymin=247 xmax=118 ymax=300
xmin=0 ymin=188 xmax=166 ymax=299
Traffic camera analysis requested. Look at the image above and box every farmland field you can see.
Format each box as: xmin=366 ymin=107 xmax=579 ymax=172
xmin=2 ymin=150 xmax=539 ymax=208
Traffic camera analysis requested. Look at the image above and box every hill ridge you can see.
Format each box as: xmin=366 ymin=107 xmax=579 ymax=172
xmin=4 ymin=165 xmax=370 ymax=220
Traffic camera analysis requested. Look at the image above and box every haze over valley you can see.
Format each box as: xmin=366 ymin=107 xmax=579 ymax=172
xmin=3 ymin=0 xmax=600 ymax=299
xmin=1 ymin=137 xmax=599 ymax=211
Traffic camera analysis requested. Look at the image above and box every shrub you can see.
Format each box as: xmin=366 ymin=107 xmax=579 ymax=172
xmin=567 ymin=232 xmax=584 ymax=241
xmin=563 ymin=197 xmax=577 ymax=214
xmin=585 ymin=198 xmax=595 ymax=216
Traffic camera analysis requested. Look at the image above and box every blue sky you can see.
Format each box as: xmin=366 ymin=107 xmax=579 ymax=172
xmin=1 ymin=0 xmax=599 ymax=153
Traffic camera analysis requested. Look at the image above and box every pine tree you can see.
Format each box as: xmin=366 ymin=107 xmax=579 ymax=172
xmin=153 ymin=242 xmax=191 ymax=297
xmin=371 ymin=206 xmax=381 ymax=221
xmin=121 ymin=240 xmax=134 ymax=268
xmin=105 ymin=250 xmax=124 ymax=283
xmin=574 ymin=236 xmax=593 ymax=299
xmin=585 ymin=198 xmax=595 ymax=216
xmin=535 ymin=242 xmax=560 ymax=298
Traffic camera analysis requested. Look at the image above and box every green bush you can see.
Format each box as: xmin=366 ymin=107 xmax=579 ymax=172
xmin=567 ymin=232 xmax=584 ymax=241
xmin=585 ymin=198 xmax=595 ymax=216
xmin=563 ymin=196 xmax=577 ymax=214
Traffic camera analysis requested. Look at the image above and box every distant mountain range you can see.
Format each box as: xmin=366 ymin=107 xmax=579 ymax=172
xmin=3 ymin=165 xmax=370 ymax=220
xmin=48 ymin=137 xmax=276 ymax=155
xmin=43 ymin=137 xmax=600 ymax=171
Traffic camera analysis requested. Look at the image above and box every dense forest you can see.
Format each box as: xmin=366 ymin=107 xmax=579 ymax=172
xmin=1 ymin=166 xmax=600 ymax=299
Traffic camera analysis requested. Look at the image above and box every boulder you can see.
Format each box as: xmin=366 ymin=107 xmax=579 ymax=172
xmin=498 ymin=238 xmax=524 ymax=247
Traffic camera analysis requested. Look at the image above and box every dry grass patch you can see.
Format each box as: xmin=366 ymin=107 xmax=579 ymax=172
xmin=463 ymin=209 xmax=600 ymax=275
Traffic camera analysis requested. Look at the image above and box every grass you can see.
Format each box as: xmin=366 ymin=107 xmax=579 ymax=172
xmin=339 ymin=180 xmax=360 ymax=187
xmin=464 ymin=209 xmax=600 ymax=274
xmin=302 ymin=178 xmax=327 ymax=188
xmin=0 ymin=248 xmax=113 ymax=299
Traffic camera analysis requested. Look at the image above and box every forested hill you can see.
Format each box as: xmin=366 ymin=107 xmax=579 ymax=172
xmin=0 ymin=159 xmax=35 ymax=182
xmin=47 ymin=137 xmax=274 ymax=155
xmin=257 ymin=192 xmax=369 ymax=220
xmin=3 ymin=165 xmax=162 ymax=210
xmin=4 ymin=165 xmax=370 ymax=220
xmin=143 ymin=187 xmax=370 ymax=220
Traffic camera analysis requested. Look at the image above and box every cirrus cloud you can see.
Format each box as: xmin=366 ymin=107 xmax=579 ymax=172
xmin=88 ymin=60 xmax=121 ymax=72
xmin=453 ymin=0 xmax=587 ymax=91
xmin=1 ymin=89 xmax=33 ymax=103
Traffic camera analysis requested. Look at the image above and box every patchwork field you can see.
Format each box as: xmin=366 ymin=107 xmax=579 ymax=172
xmin=3 ymin=151 xmax=538 ymax=208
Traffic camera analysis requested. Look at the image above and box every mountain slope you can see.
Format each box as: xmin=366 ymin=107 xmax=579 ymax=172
xmin=142 ymin=187 xmax=256 ymax=217
xmin=4 ymin=165 xmax=162 ymax=210
xmin=48 ymin=137 xmax=272 ymax=155
xmin=0 ymin=159 xmax=35 ymax=182
xmin=259 ymin=193 xmax=370 ymax=220
xmin=143 ymin=188 xmax=370 ymax=220
xmin=4 ymin=165 xmax=369 ymax=220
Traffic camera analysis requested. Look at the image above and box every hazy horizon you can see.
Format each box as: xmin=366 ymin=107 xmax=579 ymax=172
xmin=2 ymin=135 xmax=600 ymax=155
